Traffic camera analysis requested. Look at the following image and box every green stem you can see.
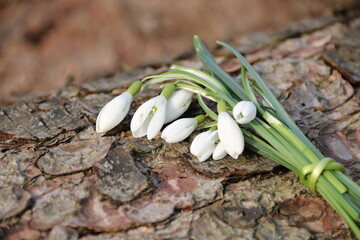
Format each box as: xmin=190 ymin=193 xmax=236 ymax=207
xmin=263 ymin=111 xmax=348 ymax=194
xmin=172 ymin=65 xmax=231 ymax=96
xmin=317 ymin=178 xmax=360 ymax=239
xmin=252 ymin=119 xmax=307 ymax=170
xmin=195 ymin=115 xmax=206 ymax=124
xmin=198 ymin=121 xmax=218 ymax=129
xmin=248 ymin=120 xmax=303 ymax=172
xmin=217 ymin=101 xmax=227 ymax=113
xmin=175 ymin=82 xmax=218 ymax=102
xmin=241 ymin=66 xmax=264 ymax=115
xmin=142 ymin=70 xmax=220 ymax=94
xmin=242 ymin=129 xmax=296 ymax=172
xmin=335 ymin=172 xmax=360 ymax=201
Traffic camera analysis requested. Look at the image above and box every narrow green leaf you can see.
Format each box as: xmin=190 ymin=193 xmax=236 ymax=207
xmin=197 ymin=95 xmax=218 ymax=120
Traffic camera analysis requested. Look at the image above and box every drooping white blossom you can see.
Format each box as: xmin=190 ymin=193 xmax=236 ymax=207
xmin=131 ymin=95 xmax=167 ymax=140
xmin=217 ymin=112 xmax=244 ymax=159
xmin=232 ymin=101 xmax=257 ymax=124
xmin=96 ymin=92 xmax=132 ymax=133
xmin=161 ymin=118 xmax=197 ymax=143
xmin=190 ymin=130 xmax=218 ymax=162
xmin=165 ymin=90 xmax=193 ymax=123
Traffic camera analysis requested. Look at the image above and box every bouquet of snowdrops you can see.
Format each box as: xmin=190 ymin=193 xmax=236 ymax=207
xmin=96 ymin=36 xmax=360 ymax=238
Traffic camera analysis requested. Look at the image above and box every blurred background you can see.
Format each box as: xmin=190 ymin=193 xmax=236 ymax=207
xmin=0 ymin=0 xmax=357 ymax=103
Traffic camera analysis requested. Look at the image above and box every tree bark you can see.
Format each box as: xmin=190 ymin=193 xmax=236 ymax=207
xmin=1 ymin=8 xmax=360 ymax=240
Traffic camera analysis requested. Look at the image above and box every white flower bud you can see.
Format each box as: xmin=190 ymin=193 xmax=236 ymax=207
xmin=165 ymin=90 xmax=193 ymax=123
xmin=232 ymin=101 xmax=257 ymax=124
xmin=218 ymin=112 xmax=244 ymax=159
xmin=96 ymin=92 xmax=132 ymax=133
xmin=161 ymin=118 xmax=197 ymax=143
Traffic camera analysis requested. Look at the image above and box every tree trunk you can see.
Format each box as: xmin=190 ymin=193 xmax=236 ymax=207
xmin=1 ymin=7 xmax=360 ymax=240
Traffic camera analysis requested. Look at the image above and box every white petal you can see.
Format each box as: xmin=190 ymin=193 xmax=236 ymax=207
xmin=190 ymin=131 xmax=211 ymax=156
xmin=190 ymin=133 xmax=201 ymax=156
xmin=207 ymin=130 xmax=219 ymax=143
xmin=96 ymin=92 xmax=132 ymax=133
xmin=147 ymin=96 xmax=167 ymax=140
xmin=198 ymin=146 xmax=215 ymax=162
xmin=165 ymin=90 xmax=193 ymax=123
xmin=132 ymin=114 xmax=152 ymax=138
xmin=130 ymin=96 xmax=158 ymax=132
xmin=212 ymin=142 xmax=228 ymax=160
xmin=218 ymin=112 xmax=244 ymax=159
xmin=161 ymin=118 xmax=197 ymax=143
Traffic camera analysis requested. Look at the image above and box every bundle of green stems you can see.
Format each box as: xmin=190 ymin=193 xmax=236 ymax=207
xmin=142 ymin=36 xmax=360 ymax=238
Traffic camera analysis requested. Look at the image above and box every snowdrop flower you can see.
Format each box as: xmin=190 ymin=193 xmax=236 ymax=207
xmin=96 ymin=81 xmax=142 ymax=133
xmin=131 ymin=95 xmax=167 ymax=140
xmin=131 ymin=83 xmax=175 ymax=140
xmin=165 ymin=89 xmax=193 ymax=123
xmin=217 ymin=101 xmax=244 ymax=159
xmin=212 ymin=142 xmax=228 ymax=160
xmin=161 ymin=118 xmax=197 ymax=143
xmin=232 ymin=101 xmax=257 ymax=124
xmin=190 ymin=129 xmax=218 ymax=162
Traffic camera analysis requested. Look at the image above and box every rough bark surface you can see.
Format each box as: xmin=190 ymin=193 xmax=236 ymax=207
xmin=1 ymin=10 xmax=360 ymax=240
